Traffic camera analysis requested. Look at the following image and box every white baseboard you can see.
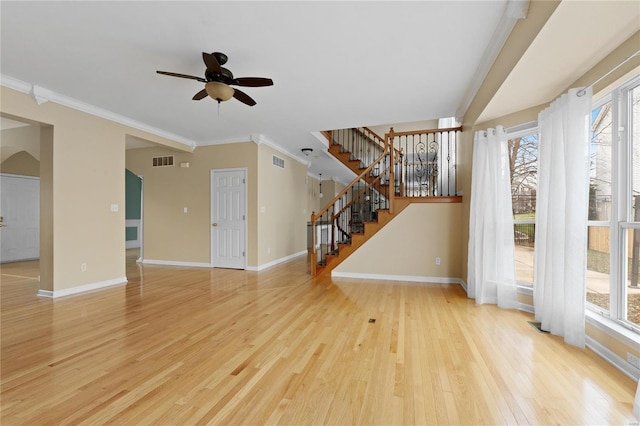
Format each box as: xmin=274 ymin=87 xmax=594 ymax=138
xmin=37 ymin=276 xmax=127 ymax=299
xmin=586 ymin=334 xmax=640 ymax=381
xmin=142 ymin=259 xmax=212 ymax=268
xmin=331 ymin=271 xmax=466 ymax=288
xmin=247 ymin=250 xmax=307 ymax=271
xmin=517 ymin=302 xmax=534 ymax=314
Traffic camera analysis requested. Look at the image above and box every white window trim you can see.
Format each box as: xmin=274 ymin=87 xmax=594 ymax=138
xmin=586 ymin=74 xmax=640 ymax=338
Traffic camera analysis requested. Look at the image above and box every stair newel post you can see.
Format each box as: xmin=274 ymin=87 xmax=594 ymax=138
xmin=388 ymin=127 xmax=395 ymax=215
xmin=310 ymin=211 xmax=317 ymax=276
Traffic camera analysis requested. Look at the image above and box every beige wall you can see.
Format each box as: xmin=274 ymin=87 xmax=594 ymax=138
xmin=0 ymin=86 xmax=191 ymax=292
xmin=334 ymin=203 xmax=462 ymax=279
xmin=126 ymin=142 xmax=259 ymax=265
xmin=587 ymin=323 xmax=640 ymax=366
xmin=1 ymin=151 xmax=40 ymax=176
xmin=40 ymin=126 xmax=54 ymax=292
xmin=256 ymin=144 xmax=308 ymax=265
xmin=0 ymin=124 xmax=41 ymax=164
xmin=306 ymin=175 xmax=322 ymax=219
xmin=126 ymin=141 xmax=310 ymax=268
xmin=306 ymin=175 xmax=342 ymax=221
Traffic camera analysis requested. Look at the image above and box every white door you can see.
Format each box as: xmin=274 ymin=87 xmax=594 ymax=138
xmin=211 ymin=169 xmax=246 ymax=269
xmin=0 ymin=174 xmax=40 ymax=262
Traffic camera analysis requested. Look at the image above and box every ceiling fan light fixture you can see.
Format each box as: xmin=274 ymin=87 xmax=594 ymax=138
xmin=205 ymin=81 xmax=234 ymax=102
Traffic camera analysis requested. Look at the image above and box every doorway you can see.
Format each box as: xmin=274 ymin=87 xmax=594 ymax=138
xmin=125 ymin=169 xmax=143 ymax=262
xmin=0 ymin=174 xmax=40 ymax=262
xmin=210 ymin=168 xmax=246 ymax=269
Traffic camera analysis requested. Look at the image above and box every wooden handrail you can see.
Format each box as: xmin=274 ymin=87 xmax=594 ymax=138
xmin=311 ymin=132 xmax=393 ymax=271
xmin=312 ymin=125 xmax=461 ymax=274
xmin=385 ymin=126 xmax=463 ymax=139
xmin=332 ymin=171 xmax=388 ymax=219
xmin=360 ymin=126 xmax=385 ymax=142
xmin=311 ymin=140 xmax=390 ymax=223
xmin=323 ymin=127 xmax=403 ymax=162
xmin=357 ymin=127 xmax=403 ymax=160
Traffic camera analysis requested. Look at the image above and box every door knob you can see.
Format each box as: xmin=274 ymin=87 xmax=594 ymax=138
xmin=212 ymin=223 xmax=218 ymax=227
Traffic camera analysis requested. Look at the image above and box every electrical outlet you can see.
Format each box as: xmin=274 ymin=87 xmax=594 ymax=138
xmin=80 ymin=263 xmax=87 ymax=272
xmin=627 ymin=352 xmax=640 ymax=369
xmin=435 ymin=257 xmax=441 ymax=266
xmin=267 ymin=247 xmax=271 ymax=254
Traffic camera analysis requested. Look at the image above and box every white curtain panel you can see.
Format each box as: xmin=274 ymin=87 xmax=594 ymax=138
xmin=467 ymin=126 xmax=517 ymax=309
xmin=534 ymin=87 xmax=592 ymax=348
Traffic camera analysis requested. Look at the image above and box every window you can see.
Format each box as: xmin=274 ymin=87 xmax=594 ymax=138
xmin=508 ymin=125 xmax=538 ymax=285
xmin=588 ymin=74 xmax=640 ymax=331
xmin=587 ymin=97 xmax=612 ymax=312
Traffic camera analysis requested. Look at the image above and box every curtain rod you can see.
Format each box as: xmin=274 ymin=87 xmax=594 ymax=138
xmin=577 ymin=49 xmax=640 ymax=97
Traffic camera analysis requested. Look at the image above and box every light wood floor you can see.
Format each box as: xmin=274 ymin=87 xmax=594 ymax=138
xmin=1 ymin=251 xmax=637 ymax=425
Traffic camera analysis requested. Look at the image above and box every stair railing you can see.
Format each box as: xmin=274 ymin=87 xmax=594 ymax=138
xmin=330 ymin=127 xmax=385 ymax=168
xmin=310 ymin=133 xmax=393 ymax=275
xmin=388 ymin=126 xmax=462 ymax=197
xmin=327 ymin=127 xmax=403 ymax=199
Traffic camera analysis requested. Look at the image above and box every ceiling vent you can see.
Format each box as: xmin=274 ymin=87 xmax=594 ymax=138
xmin=272 ymin=155 xmax=284 ymax=169
xmin=152 ymin=155 xmax=175 ymax=168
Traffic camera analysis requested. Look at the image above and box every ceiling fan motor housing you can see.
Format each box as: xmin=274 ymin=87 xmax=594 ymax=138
xmin=212 ymin=52 xmax=228 ymax=65
xmin=205 ymin=67 xmax=234 ymax=83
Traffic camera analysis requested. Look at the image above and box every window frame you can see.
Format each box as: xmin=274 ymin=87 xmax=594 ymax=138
xmin=587 ymin=73 xmax=640 ymax=334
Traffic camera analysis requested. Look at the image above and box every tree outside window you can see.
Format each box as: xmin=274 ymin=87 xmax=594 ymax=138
xmin=509 ymin=131 xmax=537 ymax=285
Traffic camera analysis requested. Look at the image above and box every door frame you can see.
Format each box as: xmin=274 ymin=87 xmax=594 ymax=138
xmin=124 ymin=172 xmax=144 ymax=262
xmin=138 ymin=174 xmax=144 ymax=263
xmin=0 ymin=173 xmax=40 ymax=263
xmin=210 ymin=167 xmax=247 ymax=269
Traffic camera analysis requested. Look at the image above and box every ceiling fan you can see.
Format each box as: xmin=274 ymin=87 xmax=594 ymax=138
xmin=156 ymin=52 xmax=273 ymax=107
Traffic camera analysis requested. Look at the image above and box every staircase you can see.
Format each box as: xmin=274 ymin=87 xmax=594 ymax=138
xmin=310 ymin=126 xmax=463 ymax=277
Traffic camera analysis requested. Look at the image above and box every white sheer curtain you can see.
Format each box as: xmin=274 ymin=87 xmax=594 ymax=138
xmin=467 ymin=126 xmax=517 ymax=309
xmin=534 ymin=87 xmax=592 ymax=348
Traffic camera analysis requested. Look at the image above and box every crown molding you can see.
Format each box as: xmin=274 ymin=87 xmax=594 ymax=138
xmin=1 ymin=74 xmax=197 ymax=150
xmin=251 ymin=133 xmax=311 ymax=167
xmin=197 ymin=136 xmax=254 ymax=147
xmin=199 ymin=133 xmax=310 ymax=167
xmin=455 ymin=0 xmax=530 ymax=120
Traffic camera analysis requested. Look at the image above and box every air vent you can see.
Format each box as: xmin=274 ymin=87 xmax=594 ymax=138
xmin=272 ymin=155 xmax=284 ymax=169
xmin=152 ymin=155 xmax=175 ymax=167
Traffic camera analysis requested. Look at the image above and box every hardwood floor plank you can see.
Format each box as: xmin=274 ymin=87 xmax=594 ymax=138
xmin=1 ymin=253 xmax=637 ymax=424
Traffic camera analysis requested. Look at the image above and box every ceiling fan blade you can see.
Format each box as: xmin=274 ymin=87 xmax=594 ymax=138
xmin=202 ymin=52 xmax=222 ymax=74
xmin=233 ymin=89 xmax=257 ymax=106
xmin=232 ymin=77 xmax=274 ymax=87
xmin=192 ymin=89 xmax=208 ymax=100
xmin=157 ymin=70 xmax=206 ymax=82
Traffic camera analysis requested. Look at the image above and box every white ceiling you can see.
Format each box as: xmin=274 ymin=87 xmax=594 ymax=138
xmin=1 ymin=1 xmax=638 ymax=183
xmin=0 ymin=1 xmax=511 ymax=181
